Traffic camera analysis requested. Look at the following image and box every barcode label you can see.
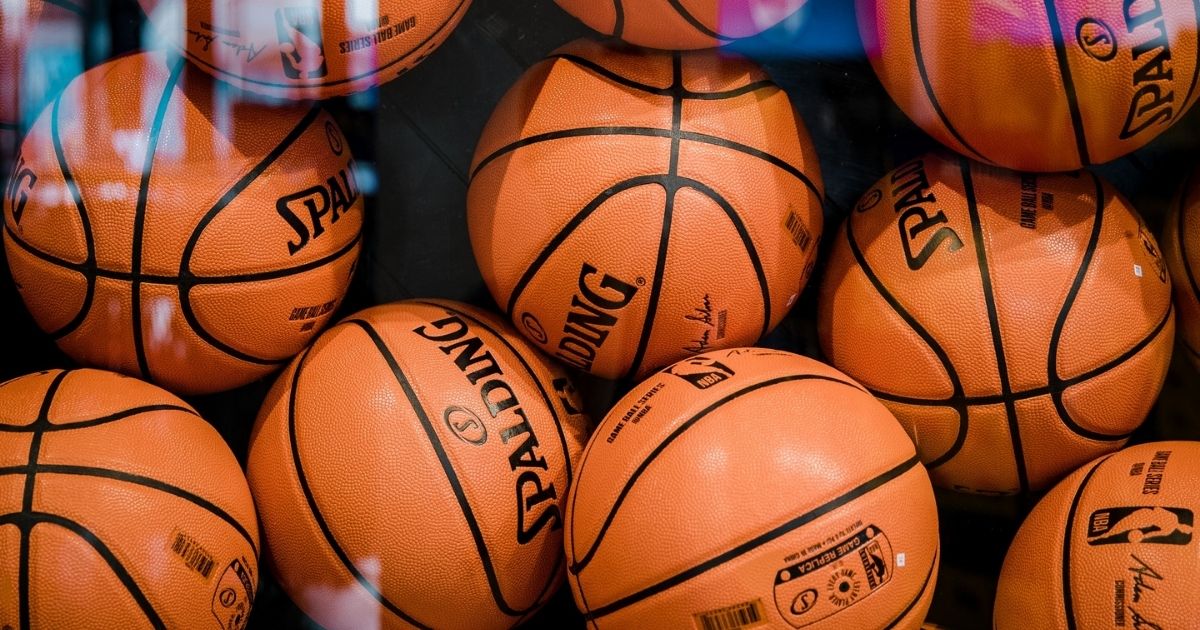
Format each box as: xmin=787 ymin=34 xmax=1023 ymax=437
xmin=784 ymin=211 xmax=813 ymax=252
xmin=171 ymin=531 xmax=215 ymax=579
xmin=694 ymin=599 xmax=766 ymax=630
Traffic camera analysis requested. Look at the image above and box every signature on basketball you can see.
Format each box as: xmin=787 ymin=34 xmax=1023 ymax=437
xmin=1128 ymin=554 xmax=1164 ymax=630
xmin=683 ymin=295 xmax=725 ymax=354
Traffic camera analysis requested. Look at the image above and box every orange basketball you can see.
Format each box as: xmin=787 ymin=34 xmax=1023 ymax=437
xmin=1163 ymin=168 xmax=1200 ymax=370
xmin=468 ymin=39 xmax=824 ymax=381
xmin=858 ymin=0 xmax=1200 ymax=172
xmin=818 ymin=153 xmax=1174 ymax=495
xmin=564 ymin=349 xmax=939 ymax=628
xmin=0 ymin=368 xmax=259 ymax=628
xmin=995 ymin=441 xmax=1200 ymax=629
xmin=3 ymin=51 xmax=362 ymax=395
xmin=139 ymin=0 xmax=472 ymax=99
xmin=248 ymin=300 xmax=590 ymax=630
xmin=553 ymin=0 xmax=807 ymax=50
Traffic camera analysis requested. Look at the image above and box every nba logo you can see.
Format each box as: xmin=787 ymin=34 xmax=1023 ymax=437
xmin=666 ymin=358 xmax=735 ymax=390
xmin=275 ymin=7 xmax=328 ymax=80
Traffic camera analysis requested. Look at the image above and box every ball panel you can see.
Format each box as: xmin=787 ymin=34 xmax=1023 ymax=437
xmin=819 ymin=224 xmax=957 ymax=401
xmin=1056 ymin=191 xmax=1172 ymax=380
xmin=555 ymin=0 xmax=721 ymax=50
xmin=468 ymin=138 xmax=673 ymax=312
xmin=917 ymin=403 xmax=1020 ymax=494
xmin=973 ymin=168 xmax=1096 ymax=394
xmin=1014 ymin=395 xmax=1123 ymax=493
xmin=55 ymin=278 xmax=139 ymax=378
xmin=43 ymin=369 xmax=192 ymax=425
xmin=188 ymin=251 xmax=359 ymax=361
xmin=507 ymin=184 xmax=664 ymax=379
xmin=880 ymin=401 xmax=962 ymax=475
xmin=1059 ymin=326 xmax=1173 ymax=436
xmin=0 ymin=370 xmax=63 ymax=426
xmin=678 ymin=48 xmax=769 ymax=92
xmin=0 ymin=475 xmax=24 ymax=516
xmin=4 ymin=244 xmax=89 ymax=336
xmin=29 ymin=524 xmax=157 ymax=630
xmin=650 ymin=187 xmax=766 ymax=373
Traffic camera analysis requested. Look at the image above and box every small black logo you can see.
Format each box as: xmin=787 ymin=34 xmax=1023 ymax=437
xmin=666 ymin=358 xmax=735 ymax=390
xmin=790 ymin=589 xmax=819 ymax=615
xmin=444 ymin=406 xmax=487 ymax=445
xmin=275 ymin=7 xmax=328 ymax=80
xmin=1076 ymin=18 xmax=1118 ymax=62
xmin=1088 ymin=507 xmax=1193 ymax=546
xmin=325 ymin=121 xmax=344 ymax=156
xmin=521 ymin=312 xmax=548 ymax=345
xmin=856 ymin=189 xmax=882 ymax=213
xmin=211 ymin=558 xmax=254 ymax=630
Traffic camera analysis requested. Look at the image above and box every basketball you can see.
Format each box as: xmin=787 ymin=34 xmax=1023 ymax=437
xmin=0 ymin=368 xmax=259 ymax=628
xmin=138 ymin=0 xmax=473 ymax=99
xmin=995 ymin=441 xmax=1200 ymax=629
xmin=553 ymin=0 xmax=807 ymax=50
xmin=247 ymin=300 xmax=590 ymax=630
xmin=468 ymin=39 xmax=824 ymax=381
xmin=1163 ymin=168 xmax=1200 ymax=369
xmin=818 ymin=153 xmax=1174 ymax=495
xmin=565 ymin=348 xmax=939 ymax=628
xmin=858 ymin=0 xmax=1200 ymax=172
xmin=3 ymin=51 xmax=362 ymax=395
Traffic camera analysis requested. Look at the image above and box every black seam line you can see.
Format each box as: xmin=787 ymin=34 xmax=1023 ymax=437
xmin=0 ymin=403 xmax=196 ymax=433
xmin=178 ymin=106 xmax=327 ymax=367
xmin=1188 ymin=1 xmax=1200 ymax=109
xmin=570 ymin=373 xmax=868 ymax=575
xmin=505 ymin=174 xmax=663 ymax=316
xmin=845 ymin=212 xmax=969 ymax=469
xmin=34 ymin=464 xmax=258 ymax=556
xmin=284 ymin=342 xmax=433 ymax=630
xmin=612 ymin=0 xmax=625 ymax=37
xmin=582 ymin=454 xmax=922 ymax=621
xmin=1044 ymin=0 xmax=1091 ymax=166
xmin=4 ymin=224 xmax=362 ymax=286
xmin=668 ymin=0 xmax=734 ymax=40
xmin=883 ymin=545 xmax=939 ymax=630
xmin=1178 ymin=172 xmax=1200 ymax=308
xmin=1063 ymin=456 xmax=1110 ymax=630
xmin=908 ymin=0 xmax=990 ymax=163
xmin=872 ymin=301 xmax=1173 ymax=419
xmin=2 ymin=512 xmax=168 ymax=629
xmin=47 ymin=91 xmax=97 ymax=341
xmin=0 ymin=122 xmax=17 ymax=131
xmin=546 ymin=54 xmax=779 ymax=101
xmin=469 ymin=127 xmax=823 ymax=202
xmin=407 ymin=302 xmax=573 ymax=618
xmin=566 ymin=414 xmax=606 ymax=626
xmin=1048 ymin=173 xmax=1109 ymax=441
xmin=412 ymin=300 xmax=577 ymax=488
xmin=960 ymin=157 xmax=1029 ymax=494
xmin=180 ymin=0 xmax=470 ymax=90
xmin=623 ymin=54 xmax=683 ymax=381
xmin=349 ymin=319 xmax=544 ymax=617
xmin=131 ymin=57 xmax=186 ymax=381
xmin=19 ymin=370 xmax=69 ymax=630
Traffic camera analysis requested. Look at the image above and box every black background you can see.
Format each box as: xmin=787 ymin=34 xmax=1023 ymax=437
xmin=3 ymin=1 xmax=1200 ymax=628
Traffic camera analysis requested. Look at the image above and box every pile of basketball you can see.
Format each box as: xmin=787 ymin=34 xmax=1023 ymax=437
xmin=3 ymin=0 xmax=1200 ymax=628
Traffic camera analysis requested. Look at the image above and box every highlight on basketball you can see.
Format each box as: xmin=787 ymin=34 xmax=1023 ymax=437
xmin=3 ymin=1 xmax=1200 ymax=629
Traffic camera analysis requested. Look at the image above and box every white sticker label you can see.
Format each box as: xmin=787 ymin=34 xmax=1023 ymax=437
xmin=896 ymin=553 xmax=906 ymax=568
xmin=1134 ymin=264 xmax=1144 ymax=278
